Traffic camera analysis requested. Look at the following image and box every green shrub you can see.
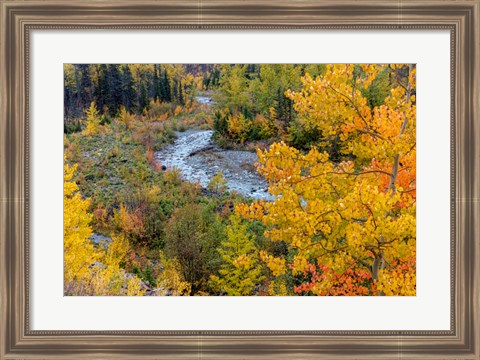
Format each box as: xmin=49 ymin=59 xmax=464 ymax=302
xmin=164 ymin=203 xmax=226 ymax=294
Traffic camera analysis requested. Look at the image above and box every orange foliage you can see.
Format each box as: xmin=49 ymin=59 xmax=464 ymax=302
xmin=293 ymin=261 xmax=378 ymax=296
xmin=115 ymin=205 xmax=146 ymax=239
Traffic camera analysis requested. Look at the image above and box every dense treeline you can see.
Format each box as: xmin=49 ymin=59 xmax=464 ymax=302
xmin=64 ymin=63 xmax=416 ymax=296
xmin=64 ymin=64 xmax=328 ymax=147
xmin=212 ymin=64 xmax=325 ymax=147
xmin=64 ymin=64 xmax=223 ymax=131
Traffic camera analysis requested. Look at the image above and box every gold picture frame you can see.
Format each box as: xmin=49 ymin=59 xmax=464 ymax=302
xmin=1 ymin=0 xmax=479 ymax=358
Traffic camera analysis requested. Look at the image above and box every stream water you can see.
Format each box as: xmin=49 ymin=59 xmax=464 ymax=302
xmin=155 ymin=130 xmax=273 ymax=201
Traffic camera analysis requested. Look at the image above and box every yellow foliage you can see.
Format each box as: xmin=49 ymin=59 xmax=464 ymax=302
xmin=286 ymin=64 xmax=415 ymax=163
xmin=210 ymin=215 xmax=264 ymax=296
xmin=114 ymin=204 xmax=146 ymax=239
xmin=227 ymin=113 xmax=252 ymax=144
xmin=174 ymin=105 xmax=183 ymax=116
xmin=156 ymin=252 xmax=191 ymax=296
xmin=118 ymin=106 xmax=135 ymax=129
xmin=104 ymin=235 xmax=130 ymax=268
xmin=259 ymin=251 xmax=286 ymax=277
xmin=253 ymin=113 xmax=276 ymax=139
xmin=64 ymin=161 xmax=99 ymax=284
xmin=127 ymin=276 xmax=146 ymax=296
xmin=83 ymin=102 xmax=100 ymax=136
xmin=89 ymin=235 xmax=146 ymax=296
xmin=267 ymin=278 xmax=288 ymax=296
xmin=208 ymin=171 xmax=227 ymax=194
xmin=64 ymin=161 xmax=146 ymax=296
xmin=377 ymin=268 xmax=416 ymax=296
xmin=239 ymin=64 xmax=416 ymax=296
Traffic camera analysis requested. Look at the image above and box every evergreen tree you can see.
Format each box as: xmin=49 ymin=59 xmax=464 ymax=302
xmin=64 ymin=70 xmax=74 ymax=118
xmin=77 ymin=64 xmax=92 ymax=110
xmin=121 ymin=65 xmax=136 ymax=112
xmin=94 ymin=64 xmax=110 ymax=114
xmin=107 ymin=64 xmax=122 ymax=116
xmin=178 ymin=81 xmax=184 ymax=106
xmin=139 ymin=83 xmax=148 ymax=111
xmin=274 ymin=87 xmax=294 ymax=125
xmin=160 ymin=69 xmax=172 ymax=102
xmin=172 ymin=78 xmax=179 ymax=103
xmin=203 ymin=72 xmax=210 ymax=90
xmin=210 ymin=65 xmax=221 ymax=87
xmin=153 ymin=64 xmax=161 ymax=101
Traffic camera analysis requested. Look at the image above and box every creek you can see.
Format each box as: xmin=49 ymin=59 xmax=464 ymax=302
xmin=155 ymin=129 xmax=273 ymax=201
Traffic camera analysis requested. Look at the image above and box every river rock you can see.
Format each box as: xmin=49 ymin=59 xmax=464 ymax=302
xmin=154 ymin=130 xmax=274 ymax=201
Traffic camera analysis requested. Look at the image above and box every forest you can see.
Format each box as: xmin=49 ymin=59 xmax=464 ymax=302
xmin=64 ymin=63 xmax=416 ymax=296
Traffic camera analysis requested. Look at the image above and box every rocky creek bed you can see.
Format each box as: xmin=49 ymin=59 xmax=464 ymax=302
xmin=154 ymin=130 xmax=273 ymax=201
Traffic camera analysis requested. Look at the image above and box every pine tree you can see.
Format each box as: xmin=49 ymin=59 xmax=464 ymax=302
xmin=178 ymin=81 xmax=184 ymax=106
xmin=153 ymin=64 xmax=161 ymax=101
xmin=77 ymin=64 xmax=92 ymax=110
xmin=139 ymin=83 xmax=148 ymax=111
xmin=172 ymin=78 xmax=179 ymax=103
xmin=64 ymin=68 xmax=75 ymax=118
xmin=121 ymin=65 xmax=136 ymax=112
xmin=160 ymin=69 xmax=172 ymax=102
xmin=94 ymin=64 xmax=109 ymax=113
xmin=107 ymin=64 xmax=122 ymax=116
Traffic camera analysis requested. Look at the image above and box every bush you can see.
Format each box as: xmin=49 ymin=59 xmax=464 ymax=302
xmin=99 ymin=114 xmax=112 ymax=126
xmin=253 ymin=114 xmax=276 ymax=140
xmin=117 ymin=106 xmax=135 ymax=129
xmin=113 ymin=185 xmax=167 ymax=248
xmin=208 ymin=171 xmax=227 ymax=194
xmin=164 ymin=202 xmax=226 ymax=294
xmin=227 ymin=113 xmax=252 ymax=144
xmin=213 ymin=109 xmax=229 ymax=136
xmin=286 ymin=121 xmax=322 ymax=150
xmin=148 ymin=98 xmax=173 ymax=121
xmin=156 ymin=251 xmax=191 ymax=296
xmin=64 ymin=119 xmax=82 ymax=134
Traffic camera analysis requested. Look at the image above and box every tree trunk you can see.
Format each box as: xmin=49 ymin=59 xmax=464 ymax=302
xmin=388 ymin=64 xmax=413 ymax=191
xmin=372 ymin=256 xmax=382 ymax=281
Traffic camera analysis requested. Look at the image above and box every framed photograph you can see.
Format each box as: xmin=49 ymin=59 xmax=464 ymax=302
xmin=1 ymin=0 xmax=479 ymax=358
